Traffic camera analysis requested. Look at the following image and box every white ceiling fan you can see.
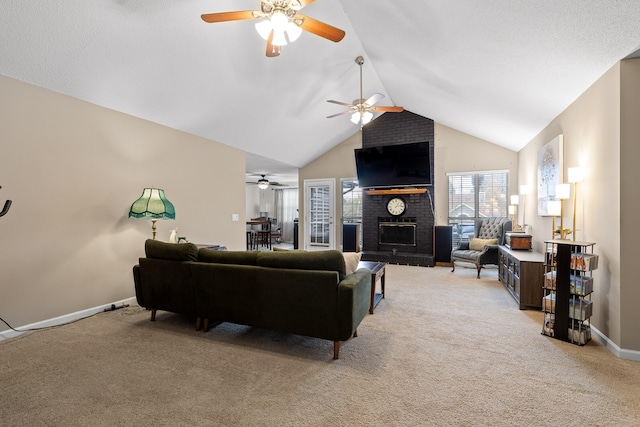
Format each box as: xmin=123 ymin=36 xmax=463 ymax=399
xmin=327 ymin=56 xmax=404 ymax=127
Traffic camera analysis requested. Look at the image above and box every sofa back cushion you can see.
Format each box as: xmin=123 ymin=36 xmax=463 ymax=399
xmin=145 ymin=239 xmax=198 ymax=261
xmin=256 ymin=250 xmax=347 ymax=280
xmin=198 ymin=249 xmax=258 ymax=265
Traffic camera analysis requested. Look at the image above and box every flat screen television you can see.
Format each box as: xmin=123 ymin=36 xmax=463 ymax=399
xmin=354 ymin=141 xmax=431 ymax=188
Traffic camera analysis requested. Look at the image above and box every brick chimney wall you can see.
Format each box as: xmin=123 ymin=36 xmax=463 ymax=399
xmin=361 ymin=111 xmax=435 ymax=266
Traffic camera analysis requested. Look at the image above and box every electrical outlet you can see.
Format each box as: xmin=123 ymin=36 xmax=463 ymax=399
xmin=232 ymin=214 xmax=239 ymax=222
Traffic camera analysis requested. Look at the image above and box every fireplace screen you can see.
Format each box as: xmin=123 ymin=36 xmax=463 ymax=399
xmin=379 ymin=223 xmax=417 ymax=246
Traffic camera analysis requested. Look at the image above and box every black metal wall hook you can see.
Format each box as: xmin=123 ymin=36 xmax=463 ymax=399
xmin=0 ymin=186 xmax=12 ymax=217
xmin=0 ymin=199 xmax=11 ymax=217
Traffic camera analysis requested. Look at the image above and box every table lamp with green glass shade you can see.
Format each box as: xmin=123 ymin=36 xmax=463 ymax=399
xmin=129 ymin=188 xmax=175 ymax=240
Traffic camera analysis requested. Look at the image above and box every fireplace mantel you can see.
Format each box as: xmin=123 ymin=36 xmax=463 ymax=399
xmin=364 ymin=188 xmax=428 ymax=196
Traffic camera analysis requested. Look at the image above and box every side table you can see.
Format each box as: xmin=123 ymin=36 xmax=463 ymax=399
xmin=357 ymin=261 xmax=387 ymax=314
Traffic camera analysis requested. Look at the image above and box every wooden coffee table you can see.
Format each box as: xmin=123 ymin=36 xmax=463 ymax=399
xmin=357 ymin=261 xmax=387 ymax=314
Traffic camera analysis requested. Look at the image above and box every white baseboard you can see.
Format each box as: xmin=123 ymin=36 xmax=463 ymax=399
xmin=591 ymin=325 xmax=640 ymax=362
xmin=0 ymin=297 xmax=137 ymax=341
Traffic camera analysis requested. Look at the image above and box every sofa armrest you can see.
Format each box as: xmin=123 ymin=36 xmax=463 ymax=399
xmin=133 ymin=264 xmax=144 ymax=307
xmin=337 ymin=269 xmax=372 ymax=341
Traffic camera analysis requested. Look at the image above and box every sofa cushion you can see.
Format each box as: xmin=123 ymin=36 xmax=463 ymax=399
xmin=256 ymin=250 xmax=347 ymax=280
xmin=198 ymin=249 xmax=258 ymax=265
xmin=342 ymin=252 xmax=361 ymax=276
xmin=469 ymin=238 xmax=498 ymax=251
xmin=145 ymin=239 xmax=198 ymax=261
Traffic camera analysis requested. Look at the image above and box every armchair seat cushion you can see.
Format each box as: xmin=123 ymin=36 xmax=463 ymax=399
xmin=452 ymin=248 xmax=484 ymax=262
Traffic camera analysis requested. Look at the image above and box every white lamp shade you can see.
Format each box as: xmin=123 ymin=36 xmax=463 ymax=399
xmin=510 ymin=195 xmax=519 ymax=205
xmin=508 ymin=205 xmax=516 ymax=215
xmin=272 ymin=30 xmax=287 ymax=46
xmin=556 ymin=183 xmax=570 ymax=200
xmin=286 ymin=22 xmax=302 ymax=42
xmin=255 ymin=20 xmax=272 ymax=40
xmin=547 ymin=200 xmax=562 ymax=216
xmin=270 ymin=11 xmax=288 ymax=32
xmin=361 ymin=111 xmax=373 ymax=124
xmin=568 ymin=167 xmax=584 ymax=183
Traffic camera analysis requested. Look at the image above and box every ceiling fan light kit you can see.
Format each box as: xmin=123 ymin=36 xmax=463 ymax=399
xmin=258 ymin=176 xmax=270 ymax=189
xmin=351 ymin=110 xmax=373 ymax=125
xmin=201 ymin=0 xmax=345 ymax=57
xmin=327 ymin=56 xmax=404 ymax=127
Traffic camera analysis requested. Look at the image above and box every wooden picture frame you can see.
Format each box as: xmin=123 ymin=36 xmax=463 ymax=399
xmin=537 ymin=134 xmax=563 ymax=216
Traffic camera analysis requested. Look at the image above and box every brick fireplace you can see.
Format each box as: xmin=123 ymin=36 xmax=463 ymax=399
xmin=360 ymin=111 xmax=435 ymax=266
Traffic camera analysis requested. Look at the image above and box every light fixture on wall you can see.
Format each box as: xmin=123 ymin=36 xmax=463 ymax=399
xmin=129 ymin=188 xmax=176 ymax=240
xmin=510 ymin=195 xmax=519 ymax=230
xmin=547 ymin=200 xmax=561 ymax=240
xmin=568 ymin=167 xmax=584 ymax=241
xmin=555 ymin=183 xmax=571 ymax=239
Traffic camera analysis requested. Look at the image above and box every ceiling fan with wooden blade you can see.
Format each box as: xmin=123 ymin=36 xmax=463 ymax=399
xmin=201 ymin=0 xmax=345 ymax=57
xmin=327 ymin=56 xmax=404 ymax=127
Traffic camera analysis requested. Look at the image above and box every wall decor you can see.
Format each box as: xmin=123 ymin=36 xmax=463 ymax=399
xmin=537 ymin=134 xmax=563 ymax=216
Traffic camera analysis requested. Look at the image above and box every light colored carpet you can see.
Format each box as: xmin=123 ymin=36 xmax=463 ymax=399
xmin=1 ymin=264 xmax=639 ymax=426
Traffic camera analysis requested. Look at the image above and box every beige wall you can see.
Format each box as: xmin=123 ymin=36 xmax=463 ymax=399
xmin=518 ymin=59 xmax=640 ymax=353
xmin=619 ymin=58 xmax=640 ymax=351
xmin=298 ymin=132 xmax=362 ymax=249
xmin=433 ymin=124 xmax=519 ymax=225
xmin=0 ymin=75 xmax=246 ymax=329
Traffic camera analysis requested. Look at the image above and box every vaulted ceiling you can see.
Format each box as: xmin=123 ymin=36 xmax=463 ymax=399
xmin=3 ymin=1 xmax=640 ymax=186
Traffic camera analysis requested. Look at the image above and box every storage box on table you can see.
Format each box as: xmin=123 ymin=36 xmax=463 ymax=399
xmin=505 ymin=232 xmax=532 ymax=250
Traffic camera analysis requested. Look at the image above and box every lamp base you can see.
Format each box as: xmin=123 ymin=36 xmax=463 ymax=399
xmin=151 ymin=219 xmax=157 ymax=240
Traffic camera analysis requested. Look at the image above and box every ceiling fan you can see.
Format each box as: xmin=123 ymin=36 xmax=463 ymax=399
xmin=201 ymin=0 xmax=345 ymax=57
xmin=246 ymin=174 xmax=286 ymax=189
xmin=327 ymin=56 xmax=404 ymax=127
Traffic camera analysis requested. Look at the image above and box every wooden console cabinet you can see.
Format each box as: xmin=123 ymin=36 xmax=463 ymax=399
xmin=498 ymin=246 xmax=544 ymax=310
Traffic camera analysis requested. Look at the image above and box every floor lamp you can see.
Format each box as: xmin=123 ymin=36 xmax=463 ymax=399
xmin=519 ymin=185 xmax=530 ymax=231
xmin=556 ymin=183 xmax=570 ymax=239
xmin=547 ymin=200 xmax=561 ymax=240
xmin=129 ymin=188 xmax=176 ymax=239
xmin=510 ymin=195 xmax=519 ymax=230
xmin=568 ymin=167 xmax=584 ymax=241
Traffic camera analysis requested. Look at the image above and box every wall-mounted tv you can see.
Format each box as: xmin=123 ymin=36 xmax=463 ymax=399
xmin=354 ymin=141 xmax=431 ymax=188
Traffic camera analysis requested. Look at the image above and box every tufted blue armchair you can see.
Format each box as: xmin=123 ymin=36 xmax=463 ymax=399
xmin=451 ymin=217 xmax=512 ymax=278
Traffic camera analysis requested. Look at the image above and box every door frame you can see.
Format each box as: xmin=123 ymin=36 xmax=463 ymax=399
xmin=303 ymin=179 xmax=336 ymax=251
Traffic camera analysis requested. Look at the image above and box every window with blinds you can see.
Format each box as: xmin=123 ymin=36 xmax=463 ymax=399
xmin=448 ymin=170 xmax=509 ymax=246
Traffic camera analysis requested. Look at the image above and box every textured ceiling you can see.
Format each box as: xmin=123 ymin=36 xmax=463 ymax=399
xmin=2 ymin=1 xmax=640 ymax=186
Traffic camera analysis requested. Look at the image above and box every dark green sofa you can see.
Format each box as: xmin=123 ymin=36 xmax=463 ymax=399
xmin=133 ymin=240 xmax=371 ymax=359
